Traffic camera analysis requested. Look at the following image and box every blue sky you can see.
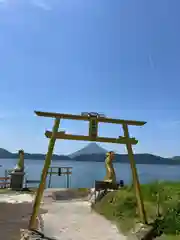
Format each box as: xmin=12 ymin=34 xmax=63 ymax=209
xmin=0 ymin=0 xmax=180 ymax=157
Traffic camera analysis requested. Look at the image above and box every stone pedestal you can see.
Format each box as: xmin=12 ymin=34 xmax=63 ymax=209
xmin=10 ymin=171 xmax=25 ymax=191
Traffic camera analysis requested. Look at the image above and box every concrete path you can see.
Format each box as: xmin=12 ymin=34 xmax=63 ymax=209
xmin=0 ymin=190 xmax=127 ymax=239
xmin=42 ymin=198 xmax=127 ymax=240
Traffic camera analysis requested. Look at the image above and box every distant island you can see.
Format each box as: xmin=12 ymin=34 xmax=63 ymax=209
xmin=0 ymin=143 xmax=180 ymax=165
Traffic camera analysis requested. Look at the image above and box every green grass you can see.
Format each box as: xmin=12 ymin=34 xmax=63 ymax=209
xmin=157 ymin=235 xmax=180 ymax=240
xmin=0 ymin=188 xmax=12 ymax=194
xmin=92 ymin=181 xmax=180 ymax=239
xmin=62 ymin=188 xmax=90 ymax=198
xmin=0 ymin=187 xmax=89 ymax=196
xmin=0 ymin=187 xmax=37 ymax=194
xmin=74 ymin=188 xmax=90 ymax=193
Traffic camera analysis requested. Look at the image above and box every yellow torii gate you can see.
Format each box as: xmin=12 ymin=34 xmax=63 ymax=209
xmin=28 ymin=111 xmax=147 ymax=230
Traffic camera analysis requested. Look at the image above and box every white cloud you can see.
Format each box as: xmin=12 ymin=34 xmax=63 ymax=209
xmin=0 ymin=0 xmax=8 ymax=7
xmin=155 ymin=120 xmax=180 ymax=129
xmin=30 ymin=0 xmax=52 ymax=11
xmin=0 ymin=0 xmax=52 ymax=10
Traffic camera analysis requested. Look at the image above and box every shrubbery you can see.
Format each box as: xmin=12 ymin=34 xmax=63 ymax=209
xmin=93 ymin=181 xmax=180 ymax=239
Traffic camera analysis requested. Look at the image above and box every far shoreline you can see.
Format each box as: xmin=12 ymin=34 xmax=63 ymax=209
xmin=1 ymin=158 xmax=180 ymax=165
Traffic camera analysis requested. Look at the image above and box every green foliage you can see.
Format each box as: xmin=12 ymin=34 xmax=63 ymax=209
xmin=72 ymin=188 xmax=89 ymax=193
xmin=93 ymin=189 xmax=137 ymax=232
xmin=93 ymin=181 xmax=180 ymax=237
xmin=157 ymin=201 xmax=180 ymax=235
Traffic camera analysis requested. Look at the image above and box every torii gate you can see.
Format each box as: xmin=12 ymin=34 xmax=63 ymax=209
xmin=28 ymin=111 xmax=147 ymax=230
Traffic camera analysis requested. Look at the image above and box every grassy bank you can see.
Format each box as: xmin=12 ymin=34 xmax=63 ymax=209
xmin=92 ymin=181 xmax=180 ymax=239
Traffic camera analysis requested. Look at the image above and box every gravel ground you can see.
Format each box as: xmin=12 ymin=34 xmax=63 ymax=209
xmin=0 ymin=192 xmax=45 ymax=240
xmin=42 ymin=197 xmax=127 ymax=240
xmin=0 ymin=202 xmax=45 ymax=240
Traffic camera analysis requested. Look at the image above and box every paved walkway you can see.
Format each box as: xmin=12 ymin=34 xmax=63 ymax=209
xmin=0 ymin=190 xmax=127 ymax=240
xmin=42 ymin=198 xmax=127 ymax=240
xmin=0 ymin=193 xmax=44 ymax=240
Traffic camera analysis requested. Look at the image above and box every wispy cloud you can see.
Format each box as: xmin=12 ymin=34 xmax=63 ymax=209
xmin=0 ymin=0 xmax=8 ymax=7
xmin=30 ymin=0 xmax=52 ymax=11
xmin=155 ymin=120 xmax=180 ymax=129
xmin=0 ymin=0 xmax=53 ymax=10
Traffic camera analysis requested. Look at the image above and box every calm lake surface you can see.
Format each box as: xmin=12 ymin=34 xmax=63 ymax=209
xmin=0 ymin=159 xmax=180 ymax=188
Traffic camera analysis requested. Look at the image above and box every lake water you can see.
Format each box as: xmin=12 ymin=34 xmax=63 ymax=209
xmin=0 ymin=158 xmax=180 ymax=188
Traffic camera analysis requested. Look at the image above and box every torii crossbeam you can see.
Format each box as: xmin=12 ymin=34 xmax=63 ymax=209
xmin=28 ymin=111 xmax=147 ymax=230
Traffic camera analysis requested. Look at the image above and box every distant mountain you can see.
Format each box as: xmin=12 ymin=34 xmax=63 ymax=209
xmin=23 ymin=153 xmax=70 ymax=160
xmin=68 ymin=143 xmax=180 ymax=165
xmin=69 ymin=143 xmax=107 ymax=158
xmin=172 ymin=156 xmax=180 ymax=161
xmin=0 ymin=144 xmax=180 ymax=165
xmin=0 ymin=148 xmax=12 ymax=158
xmin=73 ymin=153 xmax=180 ymax=165
xmin=0 ymin=148 xmax=70 ymax=160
